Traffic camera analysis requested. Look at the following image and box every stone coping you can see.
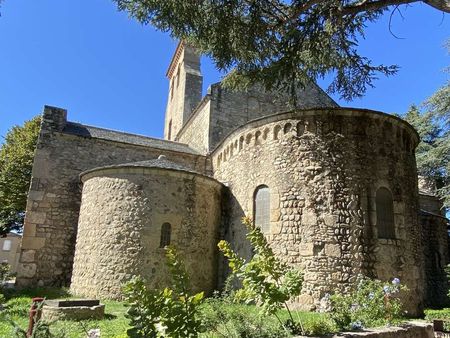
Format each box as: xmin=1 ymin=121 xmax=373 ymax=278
xmin=42 ymin=304 xmax=105 ymax=321
xmin=212 ymin=107 xmax=420 ymax=155
xmin=45 ymin=299 xmax=100 ymax=307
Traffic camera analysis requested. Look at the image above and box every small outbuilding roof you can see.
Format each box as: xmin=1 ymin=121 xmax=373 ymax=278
xmin=107 ymin=155 xmax=198 ymax=173
xmin=79 ymin=155 xmax=204 ymax=181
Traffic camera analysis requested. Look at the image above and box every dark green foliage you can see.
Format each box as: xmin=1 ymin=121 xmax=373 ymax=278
xmin=330 ymin=276 xmax=407 ymax=330
xmin=425 ymin=307 xmax=450 ymax=332
xmin=0 ymin=262 xmax=10 ymax=282
xmin=113 ymin=0 xmax=447 ymax=101
xmin=403 ymin=42 xmax=450 ymax=210
xmin=445 ymin=264 xmax=450 ymax=299
xmin=123 ymin=246 xmax=205 ymax=337
xmin=0 ymin=262 xmax=11 ymax=307
xmin=0 ymin=115 xmax=41 ymax=235
xmin=218 ymin=217 xmax=303 ymax=328
xmin=404 ymin=100 xmax=449 ymax=210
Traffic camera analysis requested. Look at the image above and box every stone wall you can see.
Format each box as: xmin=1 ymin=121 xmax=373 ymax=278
xmin=421 ymin=212 xmax=449 ymax=307
xmin=164 ymin=43 xmax=203 ymax=141
xmin=17 ymin=106 xmax=208 ymax=288
xmin=207 ymin=82 xmax=338 ymax=151
xmin=70 ymin=166 xmax=222 ymax=299
xmin=176 ymin=82 xmax=338 ymax=154
xmin=177 ymin=97 xmax=211 ymax=154
xmin=300 ymin=321 xmax=434 ymax=338
xmin=418 ymin=183 xmax=449 ymax=307
xmin=0 ymin=233 xmax=21 ymax=273
xmin=212 ymin=107 xmax=423 ymax=315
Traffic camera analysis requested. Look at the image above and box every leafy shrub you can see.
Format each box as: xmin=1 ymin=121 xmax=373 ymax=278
xmin=5 ymin=299 xmax=66 ymax=338
xmin=2 ymin=296 xmax=30 ymax=316
xmin=123 ymin=246 xmax=205 ymax=338
xmin=300 ymin=315 xmax=337 ymax=336
xmin=0 ymin=262 xmax=11 ymax=282
xmin=330 ymin=276 xmax=407 ymax=330
xmin=0 ymin=262 xmax=11 ymax=307
xmin=425 ymin=308 xmax=450 ymax=331
xmin=425 ymin=308 xmax=450 ymax=321
xmin=201 ymin=299 xmax=289 ymax=338
xmin=218 ymin=217 xmax=303 ymax=332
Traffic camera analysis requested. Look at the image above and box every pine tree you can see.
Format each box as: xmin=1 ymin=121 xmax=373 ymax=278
xmin=404 ymin=102 xmax=449 ymax=210
xmin=114 ymin=0 xmax=449 ymax=100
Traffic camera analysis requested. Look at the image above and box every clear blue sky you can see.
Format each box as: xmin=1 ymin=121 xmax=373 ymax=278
xmin=0 ymin=0 xmax=448 ymax=142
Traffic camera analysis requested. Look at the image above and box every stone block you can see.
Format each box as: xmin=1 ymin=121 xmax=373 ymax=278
xmin=23 ymin=223 xmax=36 ymax=237
xmin=323 ymin=214 xmax=337 ymax=227
xmin=270 ymin=209 xmax=280 ymax=222
xmin=26 ymin=211 xmax=46 ymax=224
xmin=271 ymin=221 xmax=282 ymax=235
xmin=42 ymin=303 xmax=106 ymax=322
xmin=21 ymin=250 xmax=36 ymax=263
xmin=295 ymin=294 xmax=315 ymax=311
xmin=299 ymin=242 xmax=314 ymax=256
xmin=21 ymin=237 xmax=45 ymax=250
xmin=28 ymin=190 xmax=45 ymax=201
xmin=17 ymin=263 xmax=37 ymax=278
xmin=325 ymin=243 xmax=341 ymax=257
xmin=302 ymin=209 xmax=317 ymax=226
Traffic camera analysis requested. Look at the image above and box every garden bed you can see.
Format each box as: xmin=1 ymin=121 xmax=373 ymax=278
xmin=0 ymin=287 xmax=336 ymax=337
xmin=0 ymin=287 xmax=440 ymax=338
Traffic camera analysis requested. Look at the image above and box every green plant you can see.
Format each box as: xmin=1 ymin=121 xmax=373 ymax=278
xmin=0 ymin=262 xmax=11 ymax=310
xmin=425 ymin=308 xmax=450 ymax=331
xmin=6 ymin=299 xmax=66 ymax=338
xmin=217 ymin=217 xmax=303 ymax=332
xmin=0 ymin=115 xmax=41 ymax=235
xmin=123 ymin=245 xmax=205 ymax=338
xmin=329 ymin=275 xmax=407 ymax=330
xmin=201 ymin=298 xmax=288 ymax=338
xmin=0 ymin=262 xmax=11 ymax=282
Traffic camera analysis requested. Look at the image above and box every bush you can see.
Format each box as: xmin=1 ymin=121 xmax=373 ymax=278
xmin=218 ymin=217 xmax=303 ymax=328
xmin=202 ymin=298 xmax=288 ymax=338
xmin=2 ymin=296 xmax=30 ymax=316
xmin=0 ymin=262 xmax=11 ymax=282
xmin=123 ymin=246 xmax=205 ymax=338
xmin=425 ymin=308 xmax=450 ymax=331
xmin=0 ymin=262 xmax=11 ymax=310
xmin=329 ymin=276 xmax=407 ymax=330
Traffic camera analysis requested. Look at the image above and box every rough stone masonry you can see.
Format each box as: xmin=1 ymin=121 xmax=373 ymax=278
xmin=17 ymin=42 xmax=449 ymax=316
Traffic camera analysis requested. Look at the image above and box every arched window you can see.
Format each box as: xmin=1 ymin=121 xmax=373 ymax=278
xmin=376 ymin=188 xmax=395 ymax=239
xmin=160 ymin=223 xmax=171 ymax=248
xmin=254 ymin=185 xmax=270 ymax=233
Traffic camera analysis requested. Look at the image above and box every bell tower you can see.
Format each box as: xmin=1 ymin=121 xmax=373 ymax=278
xmin=164 ymin=42 xmax=203 ymax=141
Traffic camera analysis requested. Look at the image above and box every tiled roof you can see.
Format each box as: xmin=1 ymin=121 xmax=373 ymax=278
xmin=62 ymin=122 xmax=200 ymax=155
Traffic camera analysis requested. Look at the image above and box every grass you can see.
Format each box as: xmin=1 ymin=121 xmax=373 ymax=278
xmin=0 ymin=288 xmax=129 ymax=338
xmin=200 ymin=300 xmax=337 ymax=337
xmin=0 ymin=288 xmax=337 ymax=338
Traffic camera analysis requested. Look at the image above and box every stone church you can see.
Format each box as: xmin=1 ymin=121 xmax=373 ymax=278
xmin=16 ymin=42 xmax=449 ymax=315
